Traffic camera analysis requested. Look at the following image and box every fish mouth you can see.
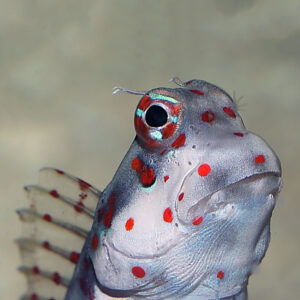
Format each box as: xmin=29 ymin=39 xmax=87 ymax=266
xmin=101 ymin=172 xmax=281 ymax=263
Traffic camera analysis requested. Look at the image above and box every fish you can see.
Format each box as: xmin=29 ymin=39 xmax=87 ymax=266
xmin=17 ymin=78 xmax=282 ymax=300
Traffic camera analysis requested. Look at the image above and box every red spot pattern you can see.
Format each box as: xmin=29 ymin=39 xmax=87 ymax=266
xmin=193 ymin=216 xmax=203 ymax=225
xmin=223 ymin=107 xmax=236 ymax=118
xmin=43 ymin=214 xmax=52 ymax=222
xmin=190 ymin=89 xmax=204 ymax=96
xmin=131 ymin=157 xmax=156 ymax=187
xmin=52 ymin=272 xmax=61 ymax=285
xmin=49 ymin=189 xmax=59 ymax=198
xmin=255 ymin=154 xmax=265 ymax=164
xmin=198 ymin=164 xmax=211 ymax=177
xmin=202 ymin=111 xmax=215 ymax=123
xmin=171 ymin=133 xmax=186 ymax=149
xmin=178 ymin=192 xmax=184 ymax=201
xmin=164 ymin=175 xmax=169 ymax=182
xmin=32 ymin=266 xmax=40 ymax=274
xmin=186 ymin=80 xmax=193 ymax=85
xmin=103 ymin=194 xmax=116 ymax=227
xmin=69 ymin=251 xmax=80 ymax=264
xmin=42 ymin=241 xmax=51 ymax=250
xmin=92 ymin=234 xmax=98 ymax=249
xmin=217 ymin=270 xmax=224 ymax=279
xmin=55 ymin=169 xmax=65 ymax=175
xmin=234 ymin=132 xmax=244 ymax=137
xmin=30 ymin=294 xmax=38 ymax=300
xmin=78 ymin=179 xmax=92 ymax=191
xmin=74 ymin=201 xmax=85 ymax=213
xmin=163 ymin=207 xmax=173 ymax=223
xmin=125 ymin=218 xmax=134 ymax=231
xmin=132 ymin=266 xmax=146 ymax=278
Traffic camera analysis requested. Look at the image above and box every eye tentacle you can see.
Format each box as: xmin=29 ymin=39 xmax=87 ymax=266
xmin=112 ymin=86 xmax=146 ymax=96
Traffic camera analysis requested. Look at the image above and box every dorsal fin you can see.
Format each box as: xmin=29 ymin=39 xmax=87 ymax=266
xmin=17 ymin=168 xmax=101 ymax=300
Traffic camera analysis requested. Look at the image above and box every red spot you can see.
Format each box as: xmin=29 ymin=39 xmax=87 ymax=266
xmin=198 ymin=164 xmax=211 ymax=177
xmin=103 ymin=209 xmax=113 ymax=228
xmin=140 ymin=166 xmax=156 ymax=187
xmin=74 ymin=201 xmax=85 ymax=213
xmin=52 ymin=272 xmax=61 ymax=285
xmin=190 ymin=89 xmax=204 ymax=96
xmin=132 ymin=157 xmax=156 ymax=187
xmin=103 ymin=194 xmax=116 ymax=227
xmin=160 ymin=149 xmax=167 ymax=156
xmin=108 ymin=194 xmax=116 ymax=208
xmin=163 ymin=207 xmax=173 ymax=223
xmin=234 ymin=132 xmax=244 ymax=137
xmin=178 ymin=192 xmax=184 ymax=201
xmin=42 ymin=241 xmax=51 ymax=250
xmin=202 ymin=111 xmax=215 ymax=123
xmin=193 ymin=216 xmax=203 ymax=225
xmin=92 ymin=234 xmax=98 ymax=249
xmin=171 ymin=133 xmax=186 ymax=149
xmin=172 ymin=104 xmax=181 ymax=116
xmin=217 ymin=270 xmax=224 ymax=279
xmin=223 ymin=107 xmax=236 ymax=118
xmin=132 ymin=266 xmax=146 ymax=278
xmin=131 ymin=157 xmax=143 ymax=171
xmin=79 ymin=277 xmax=95 ymax=299
xmin=164 ymin=175 xmax=169 ymax=182
xmin=78 ymin=179 xmax=91 ymax=191
xmin=186 ymin=80 xmax=193 ymax=85
xmin=138 ymin=95 xmax=151 ymax=111
xmin=84 ymin=257 xmax=90 ymax=272
xmin=30 ymin=294 xmax=38 ymax=300
xmin=98 ymin=208 xmax=104 ymax=222
xmin=55 ymin=169 xmax=64 ymax=175
xmin=43 ymin=214 xmax=52 ymax=222
xmin=161 ymin=122 xmax=176 ymax=139
xmin=79 ymin=193 xmax=87 ymax=200
xmin=255 ymin=154 xmax=265 ymax=164
xmin=49 ymin=189 xmax=59 ymax=198
xmin=32 ymin=266 xmax=40 ymax=274
xmin=69 ymin=251 xmax=80 ymax=263
xmin=125 ymin=218 xmax=134 ymax=231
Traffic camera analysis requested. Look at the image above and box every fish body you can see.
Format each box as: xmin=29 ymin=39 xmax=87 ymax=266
xmin=18 ymin=79 xmax=282 ymax=300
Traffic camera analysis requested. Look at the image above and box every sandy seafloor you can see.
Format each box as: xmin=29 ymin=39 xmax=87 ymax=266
xmin=1 ymin=0 xmax=300 ymax=299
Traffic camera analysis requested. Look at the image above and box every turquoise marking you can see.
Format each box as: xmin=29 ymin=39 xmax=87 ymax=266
xmin=149 ymin=93 xmax=179 ymax=104
xmin=150 ymin=130 xmax=163 ymax=140
xmin=170 ymin=116 xmax=178 ymax=123
xmin=136 ymin=108 xmax=144 ymax=117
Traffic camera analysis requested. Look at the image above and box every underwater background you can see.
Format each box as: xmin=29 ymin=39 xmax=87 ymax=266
xmin=1 ymin=0 xmax=299 ymax=299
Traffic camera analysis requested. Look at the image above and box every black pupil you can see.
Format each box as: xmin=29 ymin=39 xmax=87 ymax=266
xmin=145 ymin=105 xmax=168 ymax=127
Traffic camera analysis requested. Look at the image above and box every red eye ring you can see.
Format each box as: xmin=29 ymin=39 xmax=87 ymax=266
xmin=134 ymin=92 xmax=183 ymax=147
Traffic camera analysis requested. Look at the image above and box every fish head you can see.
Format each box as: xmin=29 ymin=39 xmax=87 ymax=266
xmin=89 ymin=79 xmax=282 ymax=298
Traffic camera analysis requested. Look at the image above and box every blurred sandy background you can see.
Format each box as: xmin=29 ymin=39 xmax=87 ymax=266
xmin=1 ymin=0 xmax=300 ymax=299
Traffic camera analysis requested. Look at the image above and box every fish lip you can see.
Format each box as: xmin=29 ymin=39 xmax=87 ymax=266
xmin=102 ymin=230 xmax=188 ymax=261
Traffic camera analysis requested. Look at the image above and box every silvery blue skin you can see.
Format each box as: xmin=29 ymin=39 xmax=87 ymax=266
xmin=65 ymin=79 xmax=282 ymax=300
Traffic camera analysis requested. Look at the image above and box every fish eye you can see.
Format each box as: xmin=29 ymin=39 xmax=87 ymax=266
xmin=145 ymin=105 xmax=168 ymax=128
